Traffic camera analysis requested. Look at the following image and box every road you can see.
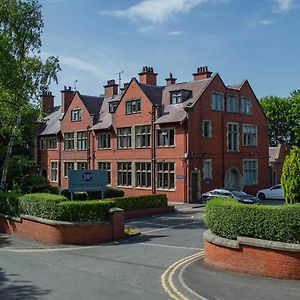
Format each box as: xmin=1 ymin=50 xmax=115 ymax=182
xmin=0 ymin=204 xmax=205 ymax=300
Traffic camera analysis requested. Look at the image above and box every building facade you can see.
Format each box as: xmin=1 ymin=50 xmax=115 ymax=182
xmin=37 ymin=66 xmax=269 ymax=203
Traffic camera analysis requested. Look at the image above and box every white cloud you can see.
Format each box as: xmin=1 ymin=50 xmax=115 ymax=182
xmin=167 ymin=30 xmax=184 ymax=36
xmin=251 ymin=19 xmax=274 ymax=26
xmin=138 ymin=26 xmax=157 ymax=33
xmin=100 ymin=0 xmax=229 ymax=23
xmin=273 ymin=0 xmax=295 ymax=12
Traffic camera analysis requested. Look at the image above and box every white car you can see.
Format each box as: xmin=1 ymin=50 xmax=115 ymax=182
xmin=256 ymin=184 xmax=284 ymax=200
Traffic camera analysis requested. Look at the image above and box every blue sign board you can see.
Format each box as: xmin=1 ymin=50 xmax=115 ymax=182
xmin=176 ymin=175 xmax=185 ymax=180
xmin=68 ymin=170 xmax=107 ymax=193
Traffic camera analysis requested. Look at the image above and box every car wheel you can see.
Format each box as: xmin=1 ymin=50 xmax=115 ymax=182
xmin=257 ymin=193 xmax=266 ymax=200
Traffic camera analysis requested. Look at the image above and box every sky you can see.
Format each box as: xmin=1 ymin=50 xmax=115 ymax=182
xmin=40 ymin=0 xmax=300 ymax=105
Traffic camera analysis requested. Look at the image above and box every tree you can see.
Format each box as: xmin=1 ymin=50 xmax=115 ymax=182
xmin=260 ymin=93 xmax=300 ymax=147
xmin=281 ymin=146 xmax=300 ymax=204
xmin=0 ymin=0 xmax=60 ymax=191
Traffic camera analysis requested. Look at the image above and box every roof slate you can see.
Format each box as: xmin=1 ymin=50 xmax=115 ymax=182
xmin=39 ymin=106 xmax=62 ymax=136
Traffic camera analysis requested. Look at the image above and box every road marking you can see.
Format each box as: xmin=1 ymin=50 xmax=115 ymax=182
xmin=126 ymin=220 xmax=168 ymax=227
xmin=142 ymin=221 xmax=199 ymax=234
xmin=139 ymin=242 xmax=202 ymax=251
xmin=161 ymin=251 xmax=206 ymax=300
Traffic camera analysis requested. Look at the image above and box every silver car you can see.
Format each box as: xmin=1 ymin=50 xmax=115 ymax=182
xmin=256 ymin=184 xmax=284 ymax=200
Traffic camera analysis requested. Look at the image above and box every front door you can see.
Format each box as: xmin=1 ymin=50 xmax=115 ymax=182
xmin=224 ymin=168 xmax=241 ymax=190
xmin=191 ymin=171 xmax=200 ymax=203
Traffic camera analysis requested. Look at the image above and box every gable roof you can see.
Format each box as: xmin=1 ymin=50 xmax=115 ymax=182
xmin=38 ymin=106 xmax=62 ymax=136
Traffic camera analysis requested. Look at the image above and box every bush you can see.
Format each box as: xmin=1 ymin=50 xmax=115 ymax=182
xmin=0 ymin=191 xmax=20 ymax=216
xmin=281 ymin=146 xmax=300 ymax=204
xmin=104 ymin=187 xmax=124 ymax=199
xmin=112 ymin=194 xmax=167 ymax=211
xmin=19 ymin=193 xmax=67 ymax=220
xmin=19 ymin=174 xmax=51 ymax=194
xmin=57 ymin=200 xmax=115 ymax=222
xmin=60 ymin=189 xmax=88 ymax=200
xmin=205 ymin=198 xmax=300 ymax=244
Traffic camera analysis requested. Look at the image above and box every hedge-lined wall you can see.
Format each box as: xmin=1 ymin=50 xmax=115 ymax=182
xmin=205 ymin=198 xmax=300 ymax=244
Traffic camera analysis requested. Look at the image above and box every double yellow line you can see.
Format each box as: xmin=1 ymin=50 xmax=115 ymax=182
xmin=161 ymin=251 xmax=204 ymax=300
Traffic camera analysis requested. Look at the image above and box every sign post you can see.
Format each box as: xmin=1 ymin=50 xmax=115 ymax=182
xmin=68 ymin=170 xmax=107 ymax=199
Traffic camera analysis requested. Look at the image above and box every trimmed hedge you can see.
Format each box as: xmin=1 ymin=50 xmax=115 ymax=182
xmin=19 ymin=193 xmax=67 ymax=220
xmin=57 ymin=200 xmax=115 ymax=222
xmin=205 ymin=197 xmax=300 ymax=244
xmin=0 ymin=192 xmax=20 ymax=216
xmin=112 ymin=194 xmax=168 ymax=211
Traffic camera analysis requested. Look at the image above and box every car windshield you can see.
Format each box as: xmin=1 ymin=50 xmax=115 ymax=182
xmin=231 ymin=191 xmax=247 ymax=197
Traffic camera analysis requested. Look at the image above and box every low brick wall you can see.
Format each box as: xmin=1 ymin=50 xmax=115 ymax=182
xmin=203 ymin=230 xmax=300 ymax=280
xmin=124 ymin=206 xmax=174 ymax=219
xmin=0 ymin=209 xmax=124 ymax=245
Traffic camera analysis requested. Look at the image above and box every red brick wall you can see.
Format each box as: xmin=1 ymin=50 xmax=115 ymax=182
xmin=204 ymin=240 xmax=300 ymax=279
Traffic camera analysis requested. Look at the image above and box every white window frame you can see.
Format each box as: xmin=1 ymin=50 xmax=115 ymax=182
xmin=135 ymin=162 xmax=152 ymax=188
xmin=203 ymin=159 xmax=212 ymax=179
xmin=71 ymin=109 xmax=82 ymax=121
xmin=77 ymin=131 xmax=87 ymax=150
xmin=226 ymin=95 xmax=239 ymax=113
xmin=157 ymin=128 xmax=175 ymax=147
xmin=227 ymin=123 xmax=239 ymax=152
xmin=241 ymin=97 xmax=252 ymax=114
xmin=50 ymin=161 xmax=58 ymax=182
xmin=64 ymin=161 xmax=75 ymax=177
xmin=97 ymin=133 xmax=111 ymax=149
xmin=125 ymin=99 xmax=141 ymax=114
xmin=243 ymin=125 xmax=257 ymax=146
xmin=202 ymin=120 xmax=212 ymax=138
xmin=117 ymin=162 xmax=132 ymax=187
xmin=117 ymin=127 xmax=132 ymax=149
xmin=64 ymin=132 xmax=75 ymax=150
xmin=211 ymin=92 xmax=224 ymax=111
xmin=170 ymin=91 xmax=182 ymax=104
xmin=243 ymin=159 xmax=258 ymax=185
xmin=135 ymin=125 xmax=151 ymax=148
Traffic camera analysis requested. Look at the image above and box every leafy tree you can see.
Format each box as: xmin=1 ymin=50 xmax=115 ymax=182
xmin=260 ymin=93 xmax=300 ymax=147
xmin=0 ymin=0 xmax=60 ymax=191
xmin=281 ymin=146 xmax=300 ymax=204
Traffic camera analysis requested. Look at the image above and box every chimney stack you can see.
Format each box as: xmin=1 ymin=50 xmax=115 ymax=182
xmin=61 ymin=86 xmax=74 ymax=113
xmin=138 ymin=66 xmax=157 ymax=86
xmin=120 ymin=82 xmax=130 ymax=94
xmin=40 ymin=90 xmax=54 ymax=113
xmin=193 ymin=66 xmax=212 ymax=80
xmin=165 ymin=73 xmax=177 ymax=86
xmin=104 ymin=79 xmax=119 ymax=97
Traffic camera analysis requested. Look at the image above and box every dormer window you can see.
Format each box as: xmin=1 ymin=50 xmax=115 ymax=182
xmin=109 ymin=101 xmax=118 ymax=113
xmin=170 ymin=90 xmax=192 ymax=104
xmin=71 ymin=109 xmax=82 ymax=121
xmin=126 ymin=99 xmax=141 ymax=114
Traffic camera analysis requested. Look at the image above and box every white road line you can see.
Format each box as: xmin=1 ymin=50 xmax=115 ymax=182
xmin=142 ymin=221 xmax=199 ymax=234
xmin=126 ymin=221 xmax=167 ymax=227
xmin=139 ymin=242 xmax=203 ymax=251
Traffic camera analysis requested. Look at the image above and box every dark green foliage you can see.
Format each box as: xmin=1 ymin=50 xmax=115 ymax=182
xmin=281 ymin=146 xmax=300 ymax=204
xmin=57 ymin=200 xmax=115 ymax=222
xmin=205 ymin=198 xmax=300 ymax=244
xmin=0 ymin=191 xmax=20 ymax=216
xmin=112 ymin=194 xmax=168 ymax=211
xmin=104 ymin=187 xmax=124 ymax=198
xmin=19 ymin=193 xmax=67 ymax=220
xmin=19 ymin=174 xmax=51 ymax=194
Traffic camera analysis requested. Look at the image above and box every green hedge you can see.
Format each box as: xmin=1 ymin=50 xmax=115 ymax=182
xmin=0 ymin=192 xmax=20 ymax=216
xmin=57 ymin=200 xmax=115 ymax=222
xmin=19 ymin=193 xmax=67 ymax=220
xmin=112 ymin=194 xmax=168 ymax=211
xmin=205 ymin=197 xmax=300 ymax=244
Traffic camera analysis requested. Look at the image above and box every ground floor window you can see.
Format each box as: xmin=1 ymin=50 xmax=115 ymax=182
xmin=157 ymin=162 xmax=175 ymax=190
xmin=203 ymin=159 xmax=212 ymax=179
xmin=98 ymin=162 xmax=111 ymax=185
xmin=77 ymin=162 xmax=88 ymax=170
xmin=50 ymin=161 xmax=58 ymax=182
xmin=135 ymin=162 xmax=151 ymax=188
xmin=117 ymin=162 xmax=132 ymax=186
xmin=64 ymin=162 xmax=74 ymax=177
xmin=243 ymin=159 xmax=257 ymax=185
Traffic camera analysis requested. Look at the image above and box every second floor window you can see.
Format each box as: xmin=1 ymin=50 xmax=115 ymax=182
xmin=117 ymin=127 xmax=132 ymax=148
xmin=135 ymin=125 xmax=151 ymax=148
xmin=126 ymin=99 xmax=141 ymax=114
xmin=243 ymin=125 xmax=257 ymax=146
xmin=226 ymin=95 xmax=238 ymax=113
xmin=157 ymin=128 xmax=175 ymax=147
xmin=203 ymin=120 xmax=212 ymax=138
xmin=64 ymin=132 xmax=75 ymax=150
xmin=71 ymin=109 xmax=82 ymax=121
xmin=228 ymin=123 xmax=239 ymax=152
xmin=77 ymin=131 xmax=87 ymax=150
xmin=211 ymin=92 xmax=224 ymax=111
xmin=241 ymin=97 xmax=252 ymax=114
xmin=40 ymin=137 xmax=57 ymax=150
xmin=97 ymin=133 xmax=111 ymax=149
xmin=77 ymin=162 xmax=87 ymax=170
xmin=170 ymin=91 xmax=182 ymax=104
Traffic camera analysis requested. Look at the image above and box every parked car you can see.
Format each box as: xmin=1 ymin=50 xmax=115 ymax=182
xmin=202 ymin=189 xmax=261 ymax=205
xmin=256 ymin=184 xmax=284 ymax=200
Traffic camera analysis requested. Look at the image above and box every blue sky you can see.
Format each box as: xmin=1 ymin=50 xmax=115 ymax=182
xmin=41 ymin=0 xmax=300 ymax=105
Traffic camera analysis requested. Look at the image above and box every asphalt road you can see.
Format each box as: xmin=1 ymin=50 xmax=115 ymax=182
xmin=0 ymin=204 xmax=205 ymax=300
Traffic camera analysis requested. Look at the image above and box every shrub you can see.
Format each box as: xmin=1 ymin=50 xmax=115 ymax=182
xmin=112 ymin=194 xmax=167 ymax=211
xmin=19 ymin=193 xmax=67 ymax=220
xmin=57 ymin=200 xmax=115 ymax=222
xmin=104 ymin=187 xmax=124 ymax=199
xmin=281 ymin=146 xmax=300 ymax=204
xmin=205 ymin=198 xmax=300 ymax=244
xmin=19 ymin=174 xmax=51 ymax=194
xmin=0 ymin=191 xmax=21 ymax=216
xmin=60 ymin=189 xmax=88 ymax=200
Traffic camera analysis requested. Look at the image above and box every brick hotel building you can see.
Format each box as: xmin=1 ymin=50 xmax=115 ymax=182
xmin=37 ymin=66 xmax=269 ymax=203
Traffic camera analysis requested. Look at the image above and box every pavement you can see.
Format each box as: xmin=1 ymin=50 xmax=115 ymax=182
xmin=1 ymin=202 xmax=299 ymax=300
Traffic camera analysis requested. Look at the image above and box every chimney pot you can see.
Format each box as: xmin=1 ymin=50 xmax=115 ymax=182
xmin=138 ymin=66 xmax=158 ymax=85
xmin=165 ymin=72 xmax=177 ymax=86
xmin=104 ymin=79 xmax=118 ymax=97
xmin=193 ymin=65 xmax=212 ymax=80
